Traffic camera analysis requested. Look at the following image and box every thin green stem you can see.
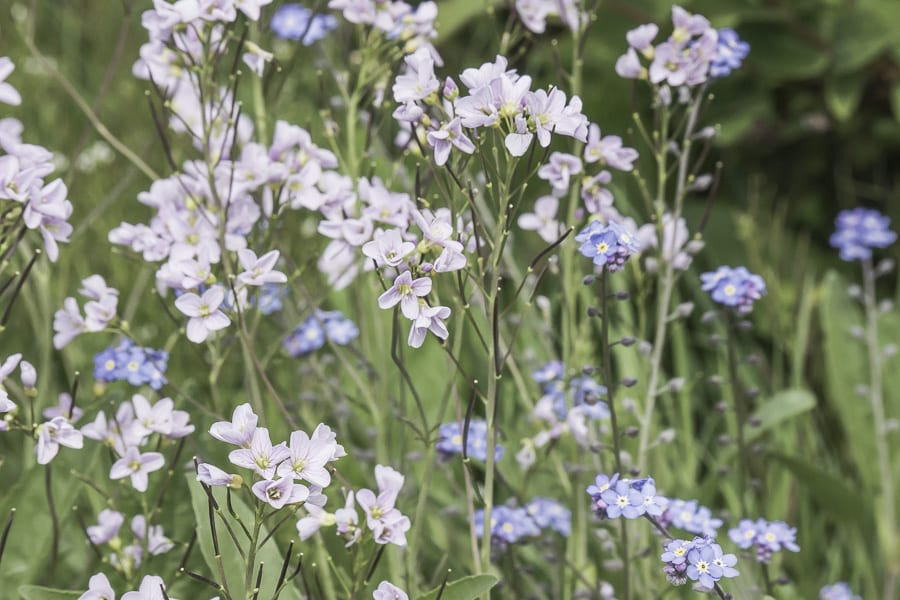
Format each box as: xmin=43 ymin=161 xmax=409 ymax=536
xmin=862 ymin=258 xmax=898 ymax=599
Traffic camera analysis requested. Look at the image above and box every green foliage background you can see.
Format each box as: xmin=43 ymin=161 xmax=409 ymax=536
xmin=0 ymin=0 xmax=899 ymax=598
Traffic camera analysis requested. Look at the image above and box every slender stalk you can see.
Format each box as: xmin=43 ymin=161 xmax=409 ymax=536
xmin=724 ymin=312 xmax=749 ymax=516
xmin=44 ymin=465 xmax=59 ymax=574
xmin=599 ymin=271 xmax=629 ymax=599
xmin=862 ymin=258 xmax=898 ymax=599
xmin=636 ymin=90 xmax=704 ymax=471
xmin=245 ymin=507 xmax=264 ymax=597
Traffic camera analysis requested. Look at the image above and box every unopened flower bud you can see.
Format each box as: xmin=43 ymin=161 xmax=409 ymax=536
xmin=876 ymin=258 xmax=895 ymax=276
xmin=849 ymin=325 xmax=865 ymax=339
xmin=717 ymin=434 xmax=731 ymax=446
xmin=625 ymin=426 xmax=639 ymax=438
xmin=674 ymin=302 xmax=694 ymax=319
xmin=20 ymin=360 xmax=37 ymax=391
xmin=616 ymin=291 xmax=629 ymax=301
xmin=701 ymin=310 xmax=718 ymax=323
xmin=879 ymin=300 xmax=894 ymax=313
xmin=583 ymin=275 xmax=596 ymax=286
xmin=688 ymin=174 xmax=712 ymax=192
xmin=657 ymin=428 xmax=676 ymax=444
xmin=621 ymin=377 xmax=637 ymax=388
xmin=694 ymin=126 xmax=718 ymax=140
xmin=685 ymin=239 xmax=705 ymax=255
xmin=847 ymin=284 xmax=862 ymax=299
xmin=620 ymin=337 xmax=636 ymax=347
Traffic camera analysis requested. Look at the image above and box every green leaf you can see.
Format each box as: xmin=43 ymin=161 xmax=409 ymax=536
xmin=891 ymin=83 xmax=900 ymax=122
xmin=186 ymin=475 xmax=302 ymax=600
xmin=818 ymin=271 xmax=879 ymax=489
xmin=743 ymin=388 xmax=816 ymax=443
xmin=825 ymin=74 xmax=864 ymax=122
xmin=739 ymin=23 xmax=828 ymax=82
xmin=17 ymin=586 xmax=81 ymax=600
xmin=416 ymin=574 xmax=499 ymax=600
xmin=767 ymin=451 xmax=875 ymax=533
xmin=0 ymin=446 xmax=102 ymax=588
xmin=435 ymin=0 xmax=504 ymax=39
xmin=831 ymin=7 xmax=896 ymax=74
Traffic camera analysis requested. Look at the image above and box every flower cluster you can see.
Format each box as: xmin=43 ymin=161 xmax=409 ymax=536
xmin=85 ymin=511 xmax=173 ymax=576
xmin=53 ymin=275 xmax=119 ymax=349
xmin=727 ymin=518 xmax=800 ymax=564
xmin=297 ymin=464 xmax=412 ymax=547
xmin=700 ymin=265 xmax=767 ymax=314
xmin=475 ymin=498 xmax=570 ymax=547
xmin=199 ymin=403 xmax=343 ymax=510
xmin=436 ymin=419 xmax=504 ymax=462
xmin=829 ymin=207 xmax=897 ymax=261
xmin=0 ymin=57 xmax=74 ymax=264
xmin=576 ymin=220 xmax=641 ymax=271
xmin=80 ymin=573 xmax=176 ymax=600
xmin=517 ymin=361 xmax=612 ymax=468
xmin=615 ymin=6 xmax=749 ymax=88
xmin=328 ymin=0 xmax=439 ymax=60
xmin=362 ymin=206 xmax=472 ymax=347
xmin=82 ymin=393 xmax=193 ymax=490
xmin=284 ymin=309 xmax=359 ymax=357
xmin=660 ymin=536 xmax=738 ymax=589
xmin=93 ymin=338 xmax=168 ymax=390
xmin=586 ymin=474 xmax=668 ymax=520
xmin=474 ymin=505 xmax=540 ymax=547
xmin=820 ymin=582 xmax=862 ymax=600
xmin=373 ymin=581 xmax=409 ymax=600
xmin=393 ymin=52 xmax=588 ymax=163
xmin=658 ymin=498 xmax=723 ymax=538
xmin=271 ymin=3 xmax=338 ymax=44
xmin=515 ymin=0 xmax=585 ymax=34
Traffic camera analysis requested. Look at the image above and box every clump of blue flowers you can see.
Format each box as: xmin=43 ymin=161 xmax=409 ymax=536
xmin=586 ymin=474 xmax=668 ymax=519
xmin=700 ymin=265 xmax=766 ymax=314
xmin=474 ymin=505 xmax=540 ymax=547
xmin=93 ymin=338 xmax=168 ymax=390
xmin=576 ymin=221 xmax=640 ymax=272
xmin=532 ymin=360 xmax=610 ymax=420
xmin=710 ymin=28 xmax=750 ymax=78
xmin=661 ymin=536 xmax=739 ymax=589
xmin=659 ymin=498 xmax=723 ymax=537
xmin=283 ymin=309 xmax=359 ymax=357
xmin=820 ymin=582 xmax=861 ymax=600
xmin=829 ymin=207 xmax=897 ymax=261
xmin=270 ymin=4 xmax=338 ymax=44
xmin=436 ymin=419 xmax=503 ymax=462
xmin=727 ymin=518 xmax=800 ymax=564
xmin=525 ymin=497 xmax=572 ymax=537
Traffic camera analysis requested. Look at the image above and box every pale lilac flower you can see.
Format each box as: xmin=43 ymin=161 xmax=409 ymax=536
xmin=79 ymin=572 xmax=116 ymax=600
xmin=373 ymin=581 xmax=409 ymax=600
xmin=0 ymin=57 xmax=21 ymax=106
xmin=241 ymin=41 xmax=273 ymax=77
xmin=427 ymin=118 xmax=475 ymax=166
xmin=86 ymin=509 xmax=125 ymax=545
xmin=584 ymin=124 xmax=638 ymax=170
xmin=252 ymin=477 xmax=310 ymax=509
xmin=228 ymin=427 xmax=291 ymax=478
xmin=538 ymin=152 xmax=583 ymax=195
xmin=276 ymin=429 xmax=335 ymax=487
xmin=626 ymin=24 xmax=658 ymax=51
xmin=407 ymin=305 xmax=451 ymax=348
xmin=296 ymin=503 xmax=335 ymax=540
xmin=131 ymin=515 xmax=174 ymax=555
xmin=362 ymin=229 xmax=415 ymax=268
xmin=110 ymin=446 xmax=165 ymax=492
xmin=36 ymin=416 xmax=84 ymax=464
xmin=53 ymin=297 xmax=87 ymax=349
xmin=42 ymin=392 xmax=84 ymax=423
xmin=393 ymin=48 xmax=439 ymax=104
xmin=312 ymin=423 xmax=346 ymax=461
xmin=197 ymin=462 xmax=241 ymax=487
xmin=210 ymin=402 xmax=258 ymax=446
xmin=236 ymin=249 xmax=287 ymax=287
xmin=121 ymin=575 xmax=175 ymax=600
xmin=132 ymin=394 xmax=175 ymax=437
xmin=615 ymin=47 xmax=643 ymax=79
xmin=357 ymin=465 xmax=409 ymax=545
xmin=174 ymin=285 xmax=231 ymax=343
xmin=378 ymin=271 xmax=432 ymax=319
xmin=334 ymin=491 xmax=361 ymax=545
